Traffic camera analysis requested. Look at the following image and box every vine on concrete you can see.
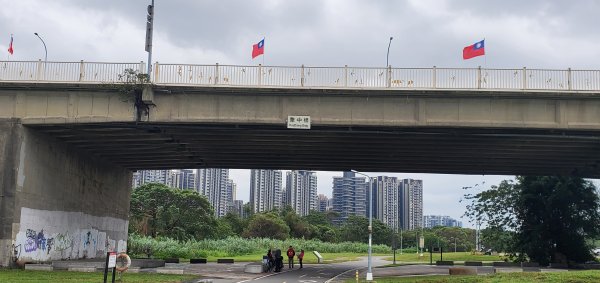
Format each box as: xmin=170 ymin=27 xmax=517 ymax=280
xmin=117 ymin=69 xmax=153 ymax=122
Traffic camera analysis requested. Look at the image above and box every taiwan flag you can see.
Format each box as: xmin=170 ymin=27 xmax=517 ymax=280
xmin=463 ymin=39 xmax=485 ymax=60
xmin=7 ymin=34 xmax=13 ymax=55
xmin=252 ymin=38 xmax=264 ymax=59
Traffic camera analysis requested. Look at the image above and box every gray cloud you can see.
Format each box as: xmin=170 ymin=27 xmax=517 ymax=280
xmin=3 ymin=0 xmax=598 ymax=227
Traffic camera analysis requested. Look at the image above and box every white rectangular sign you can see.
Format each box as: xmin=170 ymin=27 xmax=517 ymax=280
xmin=287 ymin=116 xmax=311 ymax=129
xmin=108 ymin=252 xmax=117 ymax=268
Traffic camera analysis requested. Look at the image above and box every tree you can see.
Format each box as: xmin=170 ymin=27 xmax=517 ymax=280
xmin=242 ymin=212 xmax=290 ymax=240
xmin=339 ymin=216 xmax=392 ymax=245
xmin=464 ymin=176 xmax=600 ymax=265
xmin=129 ymin=183 xmax=217 ymax=240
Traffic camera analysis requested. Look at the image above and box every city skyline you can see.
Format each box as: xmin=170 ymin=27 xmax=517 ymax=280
xmin=133 ymin=168 xmax=510 ymax=228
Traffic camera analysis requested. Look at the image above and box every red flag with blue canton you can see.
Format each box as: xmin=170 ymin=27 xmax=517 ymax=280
xmin=463 ymin=39 xmax=484 ymax=60
xmin=8 ymin=34 xmax=14 ymax=55
xmin=252 ymin=38 xmax=264 ymax=59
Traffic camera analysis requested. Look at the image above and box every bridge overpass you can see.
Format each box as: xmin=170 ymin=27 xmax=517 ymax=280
xmin=1 ymin=61 xmax=600 ymax=265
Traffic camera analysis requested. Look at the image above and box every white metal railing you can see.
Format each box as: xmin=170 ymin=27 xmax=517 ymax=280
xmin=1 ymin=60 xmax=600 ymax=91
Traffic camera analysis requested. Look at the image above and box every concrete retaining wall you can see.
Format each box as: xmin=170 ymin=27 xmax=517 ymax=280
xmin=0 ymin=121 xmax=132 ymax=266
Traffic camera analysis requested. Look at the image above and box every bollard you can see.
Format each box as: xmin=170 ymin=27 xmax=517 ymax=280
xmin=355 ymin=270 xmax=359 ymax=282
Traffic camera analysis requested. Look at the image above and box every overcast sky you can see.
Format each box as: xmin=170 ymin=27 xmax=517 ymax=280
xmin=3 ymin=0 xmax=599 ymax=227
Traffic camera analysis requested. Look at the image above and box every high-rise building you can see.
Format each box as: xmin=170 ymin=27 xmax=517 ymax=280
xmin=318 ymin=194 xmax=329 ymax=212
xmin=250 ymin=169 xmax=283 ymax=213
xmin=225 ymin=179 xmax=237 ymax=213
xmin=286 ymin=170 xmax=317 ymax=216
xmin=232 ymin=200 xmax=246 ymax=218
xmin=332 ymin=172 xmax=367 ymax=223
xmin=371 ymin=176 xmax=401 ymax=230
xmin=400 ymin=179 xmax=423 ymax=230
xmin=132 ymin=170 xmax=170 ymax=187
xmin=196 ymin=168 xmax=230 ymax=217
xmin=170 ymin=169 xmax=196 ymax=190
xmin=423 ymin=215 xmax=462 ymax=228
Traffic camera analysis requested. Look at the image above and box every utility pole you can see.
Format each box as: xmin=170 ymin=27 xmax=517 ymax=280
xmin=145 ymin=0 xmax=155 ymax=79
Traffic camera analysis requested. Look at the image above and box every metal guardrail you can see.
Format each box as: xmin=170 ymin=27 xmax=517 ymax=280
xmin=1 ymin=60 xmax=600 ymax=91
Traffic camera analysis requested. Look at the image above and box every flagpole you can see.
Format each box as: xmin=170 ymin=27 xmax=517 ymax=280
xmin=262 ymin=36 xmax=265 ymax=66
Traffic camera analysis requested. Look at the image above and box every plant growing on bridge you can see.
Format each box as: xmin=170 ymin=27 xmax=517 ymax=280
xmin=116 ymin=68 xmax=152 ymax=122
xmin=464 ymin=176 xmax=600 ymax=266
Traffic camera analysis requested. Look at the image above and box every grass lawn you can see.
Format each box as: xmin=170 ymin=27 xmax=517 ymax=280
xmin=0 ymin=270 xmax=198 ymax=283
xmin=380 ymin=252 xmax=504 ymax=264
xmin=205 ymin=252 xmax=388 ymax=264
xmin=347 ymin=271 xmax=600 ymax=282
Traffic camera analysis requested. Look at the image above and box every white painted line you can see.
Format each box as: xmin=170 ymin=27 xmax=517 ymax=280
xmin=247 ymin=269 xmax=293 ymax=281
xmin=325 ymin=268 xmax=359 ymax=283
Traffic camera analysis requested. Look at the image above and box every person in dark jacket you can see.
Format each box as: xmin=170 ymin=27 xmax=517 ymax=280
xmin=298 ymin=249 xmax=305 ymax=269
xmin=286 ymin=246 xmax=296 ymax=269
xmin=274 ymin=249 xmax=283 ymax=272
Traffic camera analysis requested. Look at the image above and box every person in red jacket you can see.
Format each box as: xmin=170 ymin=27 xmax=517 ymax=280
xmin=286 ymin=246 xmax=296 ymax=268
xmin=298 ymin=249 xmax=305 ymax=269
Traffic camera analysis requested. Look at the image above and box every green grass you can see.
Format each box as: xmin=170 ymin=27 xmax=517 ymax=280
xmin=380 ymin=252 xmax=504 ymax=264
xmin=0 ymin=270 xmax=198 ymax=283
xmin=345 ymin=271 xmax=600 ymax=282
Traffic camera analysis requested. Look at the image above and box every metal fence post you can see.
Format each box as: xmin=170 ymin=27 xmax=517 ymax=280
xmin=432 ymin=66 xmax=437 ymax=89
xmin=258 ymin=64 xmax=262 ymax=86
xmin=153 ymin=62 xmax=159 ymax=83
xmin=301 ymin=64 xmax=305 ymax=87
xmin=215 ymin=63 xmax=219 ymax=85
xmin=567 ymin=67 xmax=572 ymax=90
xmin=522 ymin=67 xmax=527 ymax=90
xmin=477 ymin=66 xmax=482 ymax=89
xmin=387 ymin=65 xmax=392 ymax=88
xmin=79 ymin=60 xmax=85 ymax=82
xmin=36 ymin=59 xmax=42 ymax=81
xmin=344 ymin=65 xmax=348 ymax=87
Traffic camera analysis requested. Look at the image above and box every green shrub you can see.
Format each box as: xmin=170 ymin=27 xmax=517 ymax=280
xmin=127 ymin=234 xmax=391 ymax=259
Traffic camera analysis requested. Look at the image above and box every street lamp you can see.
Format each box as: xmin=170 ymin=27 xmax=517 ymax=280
xmin=450 ymin=237 xmax=457 ymax=253
xmin=386 ymin=36 xmax=393 ymax=67
xmin=351 ymin=169 xmax=373 ymax=281
xmin=33 ymin=33 xmax=47 ymax=62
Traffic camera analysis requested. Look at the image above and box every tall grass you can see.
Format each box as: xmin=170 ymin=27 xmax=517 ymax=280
xmin=128 ymin=234 xmax=391 ymax=259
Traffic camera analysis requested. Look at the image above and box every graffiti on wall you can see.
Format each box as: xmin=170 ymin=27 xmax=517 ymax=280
xmin=13 ymin=207 xmax=129 ymax=262
xmin=15 ymin=228 xmax=125 ymax=261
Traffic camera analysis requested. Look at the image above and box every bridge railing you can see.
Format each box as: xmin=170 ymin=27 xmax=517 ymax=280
xmin=1 ymin=60 xmax=600 ymax=91
xmin=0 ymin=60 xmax=145 ymax=83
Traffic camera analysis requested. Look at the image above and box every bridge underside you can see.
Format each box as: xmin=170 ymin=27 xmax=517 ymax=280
xmin=27 ymin=123 xmax=600 ymax=177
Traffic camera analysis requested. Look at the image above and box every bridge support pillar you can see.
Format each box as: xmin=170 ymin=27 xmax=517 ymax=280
xmin=0 ymin=120 xmax=132 ymax=267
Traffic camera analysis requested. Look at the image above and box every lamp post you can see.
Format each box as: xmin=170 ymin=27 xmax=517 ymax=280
xmin=351 ymin=170 xmax=373 ymax=281
xmin=386 ymin=37 xmax=393 ymax=87
xmin=454 ymin=237 xmax=457 ymax=253
xmin=386 ymin=36 xmax=393 ymax=67
xmin=33 ymin=33 xmax=47 ymax=62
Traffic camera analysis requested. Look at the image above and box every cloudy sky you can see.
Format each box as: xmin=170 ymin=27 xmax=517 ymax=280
xmin=3 ymin=0 xmax=599 ymax=226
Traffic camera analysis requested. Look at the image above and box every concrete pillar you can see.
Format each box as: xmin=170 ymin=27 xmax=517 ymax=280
xmin=0 ymin=120 xmax=132 ymax=266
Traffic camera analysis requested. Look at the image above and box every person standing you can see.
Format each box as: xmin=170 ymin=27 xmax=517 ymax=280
xmin=298 ymin=249 xmax=305 ymax=269
xmin=286 ymin=246 xmax=296 ymax=269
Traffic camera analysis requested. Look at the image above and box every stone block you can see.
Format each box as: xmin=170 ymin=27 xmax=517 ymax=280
xmin=493 ymin=261 xmax=520 ymax=267
xmin=164 ymin=258 xmax=180 ymax=263
xmin=464 ymin=261 xmax=482 ymax=266
xmin=190 ymin=258 xmax=207 ymax=264
xmin=436 ymin=260 xmax=454 ymax=266
xmin=217 ymin=258 xmax=234 ymax=264
xmin=25 ymin=264 xmax=53 ymax=271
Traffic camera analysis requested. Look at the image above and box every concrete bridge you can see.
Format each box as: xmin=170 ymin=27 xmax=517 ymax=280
xmin=2 ymin=61 xmax=600 ymax=266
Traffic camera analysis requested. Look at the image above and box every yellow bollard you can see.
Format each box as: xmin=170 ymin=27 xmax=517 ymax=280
xmin=356 ymin=270 xmax=359 ymax=282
